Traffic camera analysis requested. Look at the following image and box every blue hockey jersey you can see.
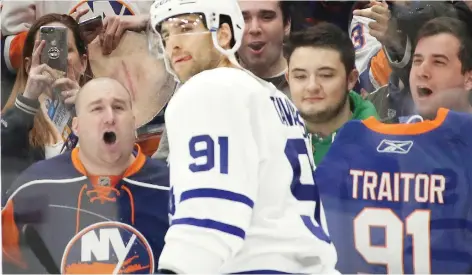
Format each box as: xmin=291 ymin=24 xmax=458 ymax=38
xmin=2 ymin=145 xmax=170 ymax=274
xmin=315 ymin=108 xmax=472 ymax=274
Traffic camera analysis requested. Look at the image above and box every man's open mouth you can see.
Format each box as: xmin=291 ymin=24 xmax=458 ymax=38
xmin=248 ymin=42 xmax=266 ymax=53
xmin=417 ymin=86 xmax=433 ymax=97
xmin=103 ymin=131 xmax=117 ymax=145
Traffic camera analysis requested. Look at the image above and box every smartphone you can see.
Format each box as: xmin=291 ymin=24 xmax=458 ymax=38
xmin=40 ymin=26 xmax=68 ymax=74
xmin=79 ymin=15 xmax=103 ymax=32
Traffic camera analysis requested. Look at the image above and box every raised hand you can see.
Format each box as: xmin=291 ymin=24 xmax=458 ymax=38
xmin=353 ymin=0 xmax=392 ymax=45
xmin=70 ymin=8 xmax=90 ymax=22
xmin=23 ymin=40 xmax=57 ymax=101
xmin=99 ymin=14 xmax=149 ymax=55
xmin=52 ymin=66 xmax=81 ymax=105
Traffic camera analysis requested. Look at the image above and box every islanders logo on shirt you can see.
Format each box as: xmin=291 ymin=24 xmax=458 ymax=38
xmin=61 ymin=221 xmax=155 ymax=274
xmin=69 ymin=0 xmax=140 ymax=19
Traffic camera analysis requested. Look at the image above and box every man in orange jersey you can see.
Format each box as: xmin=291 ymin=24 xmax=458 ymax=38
xmin=2 ymin=77 xmax=169 ymax=274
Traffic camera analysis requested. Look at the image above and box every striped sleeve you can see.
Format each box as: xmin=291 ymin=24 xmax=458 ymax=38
xmin=358 ymin=48 xmax=393 ymax=93
xmin=350 ymin=13 xmax=382 ymax=74
xmin=2 ymin=32 xmax=28 ymax=74
xmin=159 ymin=74 xmax=258 ymax=273
xmin=1 ymin=95 xmax=39 ymax=157
xmin=350 ymin=14 xmax=392 ymax=92
xmin=14 ymin=95 xmax=40 ymax=115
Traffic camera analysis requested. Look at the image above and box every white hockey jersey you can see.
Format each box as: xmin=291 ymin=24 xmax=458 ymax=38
xmin=350 ymin=10 xmax=391 ymax=93
xmin=160 ymin=67 xmax=338 ymax=274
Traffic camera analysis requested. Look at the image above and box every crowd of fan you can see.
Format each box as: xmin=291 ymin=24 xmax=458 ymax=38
xmin=1 ymin=0 xmax=472 ymax=195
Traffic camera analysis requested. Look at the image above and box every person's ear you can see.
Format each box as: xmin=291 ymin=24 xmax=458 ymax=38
xmin=347 ymin=69 xmax=359 ymax=91
xmin=24 ymin=57 xmax=32 ymax=75
xmin=80 ymin=54 xmax=88 ymax=75
xmin=217 ymin=23 xmax=232 ymax=49
xmin=464 ymin=70 xmax=472 ymax=92
xmin=72 ymin=117 xmax=79 ymax=136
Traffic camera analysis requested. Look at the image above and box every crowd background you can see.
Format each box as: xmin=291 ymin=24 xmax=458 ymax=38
xmin=1 ymin=0 xmax=472 ymax=272
xmin=2 ymin=0 xmax=472 ymax=206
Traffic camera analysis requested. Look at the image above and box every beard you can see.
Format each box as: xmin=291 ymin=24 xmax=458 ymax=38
xmin=174 ymin=49 xmax=223 ymax=82
xmin=303 ymin=88 xmax=350 ymax=123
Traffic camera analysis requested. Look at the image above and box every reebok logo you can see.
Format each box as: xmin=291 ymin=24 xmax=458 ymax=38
xmin=376 ymin=139 xmax=413 ymax=154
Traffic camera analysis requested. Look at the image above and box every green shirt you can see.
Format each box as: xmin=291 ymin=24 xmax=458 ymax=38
xmin=311 ymin=91 xmax=379 ymax=165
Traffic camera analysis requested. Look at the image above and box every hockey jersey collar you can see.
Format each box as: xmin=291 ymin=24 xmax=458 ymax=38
xmin=71 ymin=144 xmax=146 ymax=180
xmin=310 ymin=91 xmax=379 ymax=165
xmin=363 ymin=108 xmax=449 ymax=135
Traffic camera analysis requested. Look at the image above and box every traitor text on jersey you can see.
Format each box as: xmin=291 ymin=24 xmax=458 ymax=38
xmin=350 ymin=170 xmax=446 ymax=204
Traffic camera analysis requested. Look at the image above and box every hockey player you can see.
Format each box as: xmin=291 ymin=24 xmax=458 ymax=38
xmin=147 ymin=0 xmax=338 ymax=273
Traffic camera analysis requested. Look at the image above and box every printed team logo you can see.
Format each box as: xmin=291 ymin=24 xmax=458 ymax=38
xmin=61 ymin=221 xmax=155 ymax=274
xmin=48 ymin=46 xmax=60 ymax=59
xmin=99 ymin=176 xmax=111 ymax=186
xmin=70 ymin=0 xmax=139 ymax=19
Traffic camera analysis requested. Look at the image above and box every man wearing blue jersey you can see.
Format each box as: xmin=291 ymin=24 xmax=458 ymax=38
xmin=314 ymin=16 xmax=472 ymax=274
xmin=2 ymin=78 xmax=170 ymax=274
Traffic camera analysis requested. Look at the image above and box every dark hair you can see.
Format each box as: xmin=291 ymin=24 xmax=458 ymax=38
xmin=23 ymin=13 xmax=94 ymax=84
xmin=285 ymin=22 xmax=355 ymax=75
xmin=416 ymin=17 xmax=472 ymax=74
xmin=2 ymin=13 xmax=93 ymax=149
xmin=224 ymin=1 xmax=290 ymax=47
xmin=278 ymin=1 xmax=291 ymax=27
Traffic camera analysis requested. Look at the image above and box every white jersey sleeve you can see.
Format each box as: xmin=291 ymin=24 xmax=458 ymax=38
xmin=159 ymin=69 xmax=259 ymax=273
xmin=1 ymin=0 xmax=35 ymax=36
xmin=350 ymin=12 xmax=382 ymax=75
xmin=350 ymin=12 xmax=394 ymax=92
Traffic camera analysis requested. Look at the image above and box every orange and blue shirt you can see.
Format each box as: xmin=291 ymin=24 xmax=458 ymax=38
xmin=2 ymin=144 xmax=169 ymax=274
xmin=315 ymin=108 xmax=472 ymax=274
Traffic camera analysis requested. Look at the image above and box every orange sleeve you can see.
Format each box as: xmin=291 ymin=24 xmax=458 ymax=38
xmin=370 ymin=48 xmax=392 ymax=87
xmin=9 ymin=31 xmax=28 ymax=71
xmin=2 ymin=199 xmax=27 ymax=269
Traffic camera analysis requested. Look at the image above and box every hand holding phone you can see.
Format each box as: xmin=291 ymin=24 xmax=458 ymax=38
xmin=40 ymin=26 xmax=68 ymax=74
xmin=39 ymin=26 xmax=76 ymax=145
xmin=52 ymin=66 xmax=80 ymax=105
xmin=79 ymin=15 xmax=103 ymax=44
xmin=23 ymin=40 xmax=57 ymax=100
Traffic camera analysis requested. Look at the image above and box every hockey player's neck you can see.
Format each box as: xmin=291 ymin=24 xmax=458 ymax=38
xmin=79 ymin=150 xmax=135 ymax=176
xmin=216 ymin=57 xmax=237 ymax=70
xmin=306 ymin=101 xmax=352 ymax=139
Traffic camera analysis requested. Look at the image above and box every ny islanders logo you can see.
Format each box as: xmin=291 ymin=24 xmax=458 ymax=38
xmin=69 ymin=0 xmax=139 ymax=19
xmin=61 ymin=221 xmax=155 ymax=274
